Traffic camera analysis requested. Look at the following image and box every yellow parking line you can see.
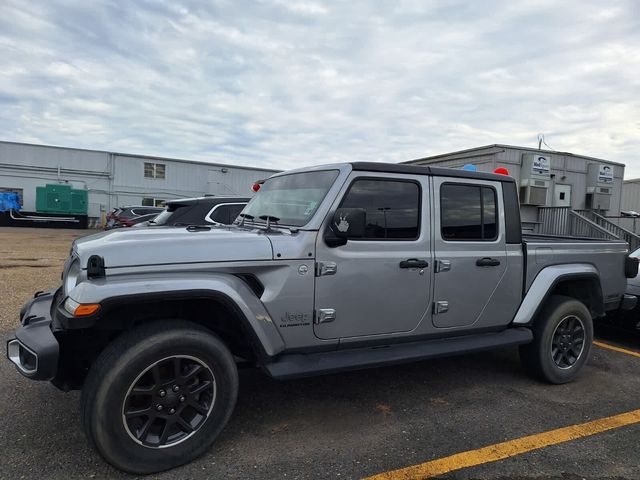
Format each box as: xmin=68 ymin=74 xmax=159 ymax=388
xmin=363 ymin=408 xmax=640 ymax=480
xmin=593 ymin=340 xmax=640 ymax=358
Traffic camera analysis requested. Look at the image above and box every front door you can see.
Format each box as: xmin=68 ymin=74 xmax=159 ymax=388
xmin=553 ymin=184 xmax=572 ymax=207
xmin=432 ymin=178 xmax=508 ymax=329
xmin=314 ymin=173 xmax=432 ymax=340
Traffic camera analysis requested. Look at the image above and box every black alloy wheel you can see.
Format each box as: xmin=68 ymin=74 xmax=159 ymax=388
xmin=123 ymin=355 xmax=216 ymax=448
xmin=550 ymin=315 xmax=586 ymax=369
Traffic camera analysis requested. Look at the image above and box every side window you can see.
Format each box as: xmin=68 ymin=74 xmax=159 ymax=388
xmin=209 ymin=205 xmax=231 ymax=224
xmin=339 ymin=179 xmax=420 ymax=240
xmin=227 ymin=204 xmax=245 ymax=223
xmin=440 ymin=184 xmax=498 ymax=241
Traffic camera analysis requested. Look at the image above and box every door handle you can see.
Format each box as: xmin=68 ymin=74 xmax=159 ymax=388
xmin=476 ymin=257 xmax=501 ymax=267
xmin=399 ymin=258 xmax=429 ymax=269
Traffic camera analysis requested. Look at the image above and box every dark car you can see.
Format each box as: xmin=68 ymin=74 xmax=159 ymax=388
xmin=135 ymin=196 xmax=250 ymax=228
xmin=105 ymin=206 xmax=165 ymax=229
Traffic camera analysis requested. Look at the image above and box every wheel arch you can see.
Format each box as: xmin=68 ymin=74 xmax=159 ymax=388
xmin=98 ymin=290 xmax=273 ymax=361
xmin=512 ymin=264 xmax=604 ymax=326
xmin=62 ymin=274 xmax=286 ymax=379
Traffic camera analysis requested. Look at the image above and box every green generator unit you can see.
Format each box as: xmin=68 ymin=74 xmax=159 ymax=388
xmin=36 ymin=184 xmax=88 ymax=215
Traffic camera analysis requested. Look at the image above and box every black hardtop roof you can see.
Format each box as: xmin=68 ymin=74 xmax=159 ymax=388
xmin=350 ymin=162 xmax=516 ymax=183
xmin=165 ymin=196 xmax=250 ymax=206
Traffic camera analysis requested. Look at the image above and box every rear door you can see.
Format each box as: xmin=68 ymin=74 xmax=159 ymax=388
xmin=432 ymin=178 xmax=508 ymax=329
xmin=314 ymin=172 xmax=432 ymax=340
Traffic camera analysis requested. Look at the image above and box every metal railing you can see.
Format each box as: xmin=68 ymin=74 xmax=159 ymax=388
xmin=576 ymin=210 xmax=640 ymax=251
xmin=603 ymin=216 xmax=640 ymax=235
xmin=534 ymin=207 xmax=619 ymax=241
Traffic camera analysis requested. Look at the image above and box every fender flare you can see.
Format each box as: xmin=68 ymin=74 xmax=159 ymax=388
xmin=68 ymin=272 xmax=286 ymax=358
xmin=512 ymin=264 xmax=603 ymax=325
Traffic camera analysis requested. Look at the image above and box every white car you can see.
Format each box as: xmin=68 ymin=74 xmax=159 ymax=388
xmin=624 ymin=248 xmax=640 ymax=328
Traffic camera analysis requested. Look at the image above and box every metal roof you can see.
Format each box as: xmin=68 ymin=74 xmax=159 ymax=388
xmin=0 ymin=140 xmax=280 ymax=174
xmin=403 ymin=143 xmax=626 ymax=168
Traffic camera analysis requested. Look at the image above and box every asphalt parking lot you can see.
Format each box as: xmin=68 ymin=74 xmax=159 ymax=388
xmin=1 ymin=227 xmax=639 ymax=480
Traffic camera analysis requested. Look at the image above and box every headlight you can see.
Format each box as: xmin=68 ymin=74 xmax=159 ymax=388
xmin=64 ymin=258 xmax=80 ymax=295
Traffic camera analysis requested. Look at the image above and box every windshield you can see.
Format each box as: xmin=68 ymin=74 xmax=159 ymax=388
xmin=240 ymin=170 xmax=339 ymax=227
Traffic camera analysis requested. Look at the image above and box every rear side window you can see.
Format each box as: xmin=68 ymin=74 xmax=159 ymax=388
xmin=227 ymin=204 xmax=245 ymax=223
xmin=207 ymin=203 xmax=247 ymax=225
xmin=440 ymin=184 xmax=498 ymax=241
xmin=209 ymin=205 xmax=231 ymax=224
xmin=339 ymin=179 xmax=420 ymax=240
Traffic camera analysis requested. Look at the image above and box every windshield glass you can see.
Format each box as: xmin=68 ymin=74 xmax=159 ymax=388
xmin=240 ymin=170 xmax=339 ymax=227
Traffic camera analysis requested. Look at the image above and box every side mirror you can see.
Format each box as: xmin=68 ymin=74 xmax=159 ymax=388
xmin=325 ymin=208 xmax=366 ymax=247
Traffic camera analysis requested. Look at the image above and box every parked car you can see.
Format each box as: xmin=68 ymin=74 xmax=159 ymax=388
xmin=7 ymin=162 xmax=638 ymax=474
xmin=621 ymin=210 xmax=640 ymax=217
xmin=617 ymin=247 xmax=640 ymax=329
xmin=134 ymin=196 xmax=249 ymax=228
xmin=105 ymin=206 xmax=164 ymax=229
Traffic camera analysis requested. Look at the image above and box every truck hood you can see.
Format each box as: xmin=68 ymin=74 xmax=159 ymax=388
xmin=73 ymin=226 xmax=274 ymax=269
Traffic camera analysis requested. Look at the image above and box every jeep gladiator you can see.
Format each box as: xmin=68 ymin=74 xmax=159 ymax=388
xmin=7 ymin=162 xmax=638 ymax=473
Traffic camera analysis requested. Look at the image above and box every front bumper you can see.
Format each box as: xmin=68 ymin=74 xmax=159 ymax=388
xmin=6 ymin=288 xmax=60 ymax=380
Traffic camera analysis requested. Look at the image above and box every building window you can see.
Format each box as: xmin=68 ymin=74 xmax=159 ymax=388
xmin=142 ymin=198 xmax=165 ymax=207
xmin=339 ymin=179 xmax=421 ymax=240
xmin=440 ymin=184 xmax=498 ymax=241
xmin=144 ymin=162 xmax=166 ymax=179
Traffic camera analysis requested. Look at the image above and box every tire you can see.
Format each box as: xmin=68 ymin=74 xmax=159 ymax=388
xmin=81 ymin=320 xmax=238 ymax=474
xmin=519 ymin=295 xmax=593 ymax=384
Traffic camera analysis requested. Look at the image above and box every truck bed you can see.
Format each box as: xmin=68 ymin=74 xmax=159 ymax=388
xmin=522 ymin=234 xmax=628 ymax=306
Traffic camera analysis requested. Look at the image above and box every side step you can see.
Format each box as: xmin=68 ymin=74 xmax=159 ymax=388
xmin=265 ymin=327 xmax=533 ymax=380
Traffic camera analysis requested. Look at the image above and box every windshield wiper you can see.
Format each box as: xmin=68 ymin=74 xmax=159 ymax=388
xmin=237 ymin=213 xmax=254 ymax=227
xmin=259 ymin=215 xmax=280 ymax=232
xmin=236 ymin=213 xmax=297 ymax=233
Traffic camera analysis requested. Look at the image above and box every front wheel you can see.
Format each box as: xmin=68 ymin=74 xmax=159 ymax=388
xmin=520 ymin=295 xmax=593 ymax=384
xmin=81 ymin=320 xmax=238 ymax=474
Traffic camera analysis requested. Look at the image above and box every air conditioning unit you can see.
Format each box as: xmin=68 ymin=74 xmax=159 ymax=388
xmin=586 ymin=163 xmax=614 ymax=212
xmin=587 ymin=186 xmax=611 ymax=195
xmin=586 ymin=193 xmax=611 ymax=211
xmin=520 ymin=153 xmax=551 ymax=206
xmin=520 ymin=185 xmax=548 ymax=205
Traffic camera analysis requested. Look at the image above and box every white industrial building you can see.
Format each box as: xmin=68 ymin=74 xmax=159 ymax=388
xmin=621 ymin=178 xmax=640 ymax=214
xmin=0 ymin=141 xmax=279 ymax=224
xmin=404 ymin=144 xmax=625 ymax=226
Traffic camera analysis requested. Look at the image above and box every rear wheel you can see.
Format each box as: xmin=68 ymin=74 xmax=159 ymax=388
xmin=520 ymin=295 xmax=593 ymax=384
xmin=81 ymin=320 xmax=238 ymax=474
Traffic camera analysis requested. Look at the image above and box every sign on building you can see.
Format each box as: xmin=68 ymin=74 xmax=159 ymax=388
xmin=598 ymin=164 xmax=613 ymax=184
xmin=531 ymin=155 xmax=550 ymax=176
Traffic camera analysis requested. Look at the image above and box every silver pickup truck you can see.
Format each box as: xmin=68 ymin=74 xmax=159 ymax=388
xmin=7 ymin=162 xmax=638 ymax=474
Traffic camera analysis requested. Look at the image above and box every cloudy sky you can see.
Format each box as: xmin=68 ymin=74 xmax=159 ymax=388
xmin=1 ymin=1 xmax=639 ymax=175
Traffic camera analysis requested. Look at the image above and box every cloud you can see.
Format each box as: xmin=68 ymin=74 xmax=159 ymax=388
xmin=0 ymin=0 xmax=639 ymax=176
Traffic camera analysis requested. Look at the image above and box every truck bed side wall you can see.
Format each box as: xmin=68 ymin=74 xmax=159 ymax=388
xmin=524 ymin=239 xmax=628 ymax=306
